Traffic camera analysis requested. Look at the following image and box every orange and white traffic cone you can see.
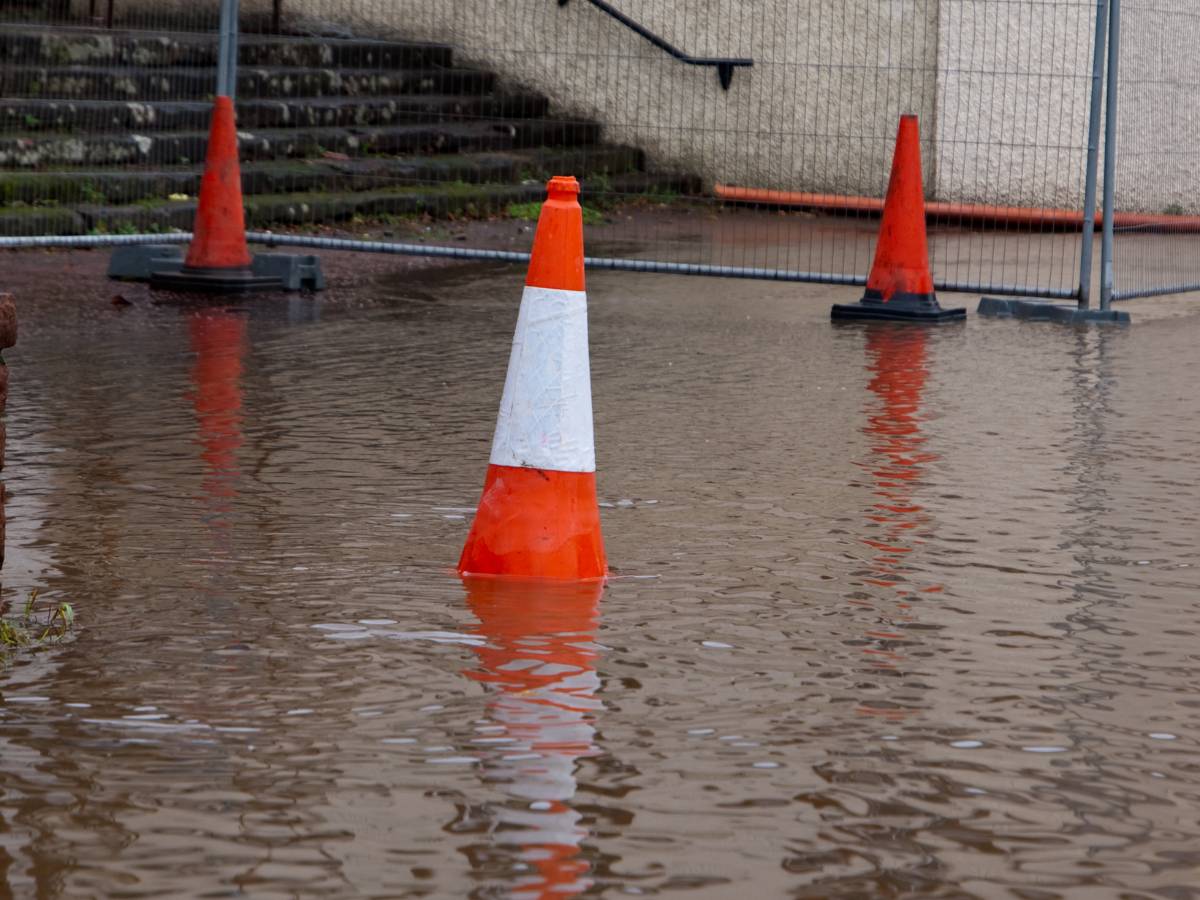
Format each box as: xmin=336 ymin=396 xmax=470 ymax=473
xmin=832 ymin=115 xmax=965 ymax=322
xmin=458 ymin=176 xmax=607 ymax=581
xmin=152 ymin=96 xmax=281 ymax=293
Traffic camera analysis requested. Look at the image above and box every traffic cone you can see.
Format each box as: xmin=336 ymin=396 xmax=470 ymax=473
xmin=832 ymin=115 xmax=965 ymax=322
xmin=151 ymin=96 xmax=282 ymax=293
xmin=458 ymin=176 xmax=607 ymax=581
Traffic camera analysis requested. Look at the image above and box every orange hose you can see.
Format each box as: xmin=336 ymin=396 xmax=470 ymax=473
xmin=714 ymin=184 xmax=1200 ymax=233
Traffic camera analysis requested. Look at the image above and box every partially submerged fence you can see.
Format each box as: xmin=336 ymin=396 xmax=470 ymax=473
xmin=0 ymin=0 xmax=1188 ymax=307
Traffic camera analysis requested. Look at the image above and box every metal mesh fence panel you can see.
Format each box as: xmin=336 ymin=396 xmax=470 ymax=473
xmin=1110 ymin=0 xmax=1200 ymax=301
xmin=1 ymin=0 xmax=269 ymax=239
xmin=1 ymin=0 xmax=1104 ymax=298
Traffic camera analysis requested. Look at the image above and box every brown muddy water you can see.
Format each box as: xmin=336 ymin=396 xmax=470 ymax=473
xmin=2 ymin=257 xmax=1200 ymax=898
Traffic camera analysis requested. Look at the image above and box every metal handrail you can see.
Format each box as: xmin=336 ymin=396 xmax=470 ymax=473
xmin=557 ymin=0 xmax=752 ymax=90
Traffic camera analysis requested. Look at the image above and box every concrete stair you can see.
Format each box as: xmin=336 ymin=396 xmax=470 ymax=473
xmin=1 ymin=94 xmax=553 ymax=132
xmin=1 ymin=29 xmax=453 ymax=69
xmin=0 ymin=25 xmax=694 ymax=236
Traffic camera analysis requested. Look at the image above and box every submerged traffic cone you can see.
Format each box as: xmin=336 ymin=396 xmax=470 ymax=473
xmin=151 ymin=96 xmax=282 ymax=293
xmin=458 ymin=176 xmax=607 ymax=581
xmin=832 ymin=115 xmax=965 ymax=322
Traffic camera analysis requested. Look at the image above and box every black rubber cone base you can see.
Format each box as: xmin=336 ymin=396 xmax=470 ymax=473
xmin=831 ymin=302 xmax=967 ymax=322
xmin=112 ymin=246 xmax=325 ymax=292
xmin=151 ymin=265 xmax=284 ymax=294
xmin=832 ymin=288 xmax=965 ymax=323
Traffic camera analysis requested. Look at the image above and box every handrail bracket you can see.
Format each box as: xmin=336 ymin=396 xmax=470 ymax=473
xmin=557 ymin=0 xmax=751 ymax=91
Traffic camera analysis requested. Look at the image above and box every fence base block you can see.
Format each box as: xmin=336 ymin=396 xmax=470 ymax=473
xmin=108 ymin=244 xmax=184 ymax=280
xmin=108 ymin=244 xmax=324 ymax=293
xmin=977 ymin=296 xmax=1130 ymax=324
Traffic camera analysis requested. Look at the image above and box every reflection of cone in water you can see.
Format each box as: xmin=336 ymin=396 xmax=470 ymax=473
xmin=152 ymin=98 xmax=280 ymax=293
xmin=861 ymin=325 xmax=937 ymax=589
xmin=463 ymin=578 xmax=604 ymax=898
xmin=832 ymin=116 xmax=965 ymax=322
xmin=458 ymin=176 xmax=606 ymax=580
xmin=854 ymin=326 xmax=943 ymax=717
xmin=189 ymin=311 xmax=247 ymax=514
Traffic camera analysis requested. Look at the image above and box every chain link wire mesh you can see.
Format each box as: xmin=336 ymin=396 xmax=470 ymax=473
xmin=1110 ymin=0 xmax=1200 ymax=301
xmin=1 ymin=0 xmax=1111 ymax=299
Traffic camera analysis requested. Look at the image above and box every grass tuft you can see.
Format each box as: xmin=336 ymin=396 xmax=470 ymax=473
xmin=1 ymin=590 xmax=76 ymax=664
xmin=505 ymin=201 xmax=604 ymax=226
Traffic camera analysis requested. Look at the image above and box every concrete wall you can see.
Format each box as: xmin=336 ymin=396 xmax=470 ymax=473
xmin=364 ymin=0 xmax=939 ymax=200
xmin=933 ymin=0 xmax=1097 ymax=208
xmin=96 ymin=0 xmax=1191 ymax=212
xmin=1113 ymin=5 xmax=1200 ymax=214
xmin=95 ymin=0 xmax=937 ymax=197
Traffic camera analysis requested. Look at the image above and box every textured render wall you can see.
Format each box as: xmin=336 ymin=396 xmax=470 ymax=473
xmin=1113 ymin=4 xmax=1200 ymax=213
xmin=933 ymin=0 xmax=1200 ymax=213
xmin=933 ymin=0 xmax=1097 ymax=208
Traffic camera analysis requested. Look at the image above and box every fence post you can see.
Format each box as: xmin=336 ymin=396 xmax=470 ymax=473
xmin=216 ymin=0 xmax=240 ymax=101
xmin=1078 ymin=0 xmax=1109 ymax=310
xmin=1099 ymin=0 xmax=1121 ymax=310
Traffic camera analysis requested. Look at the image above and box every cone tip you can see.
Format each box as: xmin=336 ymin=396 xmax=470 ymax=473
xmin=547 ymin=175 xmax=580 ymax=201
xmin=895 ymin=114 xmax=922 ymax=148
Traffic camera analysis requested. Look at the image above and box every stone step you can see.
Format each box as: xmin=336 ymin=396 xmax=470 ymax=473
xmin=0 ymin=172 xmax=700 ymax=236
xmin=1 ymin=94 xmax=553 ymax=133
xmin=0 ymin=146 xmax=645 ymax=206
xmin=0 ymin=204 xmax=82 ymax=236
xmin=0 ymin=27 xmax=453 ymax=70
xmin=0 ymin=118 xmax=604 ymax=168
xmin=0 ymin=64 xmax=495 ymax=102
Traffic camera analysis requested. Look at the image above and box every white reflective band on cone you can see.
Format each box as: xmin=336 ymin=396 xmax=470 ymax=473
xmin=489 ymin=286 xmax=596 ymax=473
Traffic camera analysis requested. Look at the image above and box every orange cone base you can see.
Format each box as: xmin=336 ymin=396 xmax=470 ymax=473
xmin=458 ymin=464 xmax=607 ymax=581
xmin=833 ymin=288 xmax=965 ymax=323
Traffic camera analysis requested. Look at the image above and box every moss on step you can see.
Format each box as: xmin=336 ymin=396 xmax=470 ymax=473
xmin=506 ymin=201 xmax=606 ymax=225
xmin=0 ymin=170 xmax=699 ymax=236
xmin=0 ymin=204 xmax=84 ymax=234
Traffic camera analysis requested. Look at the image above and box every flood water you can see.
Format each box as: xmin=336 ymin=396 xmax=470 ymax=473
xmin=3 ymin=258 xmax=1200 ymax=898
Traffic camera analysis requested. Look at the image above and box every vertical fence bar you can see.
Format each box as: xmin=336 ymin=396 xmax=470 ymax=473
xmin=1099 ymin=0 xmax=1121 ymax=311
xmin=216 ymin=0 xmax=240 ymax=101
xmin=1078 ymin=0 xmax=1109 ymax=310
